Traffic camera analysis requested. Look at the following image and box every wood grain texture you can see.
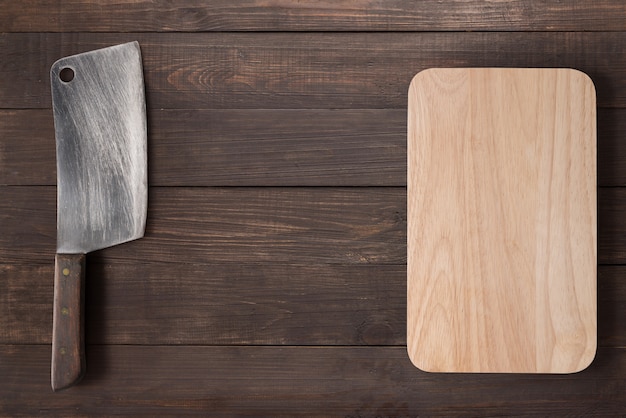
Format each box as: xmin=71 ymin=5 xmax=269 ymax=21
xmin=598 ymin=188 xmax=626 ymax=263
xmin=3 ymin=1 xmax=626 ymax=413
xmin=1 ymin=262 xmax=405 ymax=346
xmin=1 ymin=345 xmax=625 ymax=416
xmin=0 ymin=108 xmax=403 ymax=187
xmin=51 ymin=253 xmax=85 ymax=391
xmin=4 ymin=108 xmax=626 ymax=187
xmin=2 ymin=1 xmax=626 ymax=32
xmin=0 ymin=186 xmax=406 ymax=265
xmin=0 ymin=110 xmax=56 ymax=185
xmin=408 ymin=69 xmax=597 ymax=373
xmin=2 ymin=262 xmax=625 ymax=348
xmin=2 ymin=32 xmax=626 ymax=110
xmin=5 ymin=186 xmax=626 ymax=264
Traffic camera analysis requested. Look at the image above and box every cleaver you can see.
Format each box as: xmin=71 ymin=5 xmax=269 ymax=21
xmin=50 ymin=42 xmax=147 ymax=391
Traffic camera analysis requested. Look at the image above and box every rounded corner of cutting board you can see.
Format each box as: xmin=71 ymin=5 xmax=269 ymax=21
xmin=564 ymin=341 xmax=598 ymax=375
xmin=406 ymin=344 xmax=435 ymax=373
xmin=408 ymin=68 xmax=442 ymax=94
xmin=563 ymin=68 xmax=597 ymax=92
xmin=409 ymin=68 xmax=433 ymax=85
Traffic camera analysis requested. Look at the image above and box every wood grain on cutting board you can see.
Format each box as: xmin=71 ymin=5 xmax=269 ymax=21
xmin=407 ymin=68 xmax=597 ymax=373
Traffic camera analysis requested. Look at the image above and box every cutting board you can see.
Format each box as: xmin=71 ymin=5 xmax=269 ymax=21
xmin=407 ymin=68 xmax=597 ymax=373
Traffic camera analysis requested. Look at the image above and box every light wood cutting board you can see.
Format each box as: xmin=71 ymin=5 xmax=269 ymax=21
xmin=407 ymin=68 xmax=597 ymax=373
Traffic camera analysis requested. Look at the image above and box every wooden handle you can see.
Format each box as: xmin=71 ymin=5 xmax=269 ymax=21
xmin=52 ymin=253 xmax=86 ymax=391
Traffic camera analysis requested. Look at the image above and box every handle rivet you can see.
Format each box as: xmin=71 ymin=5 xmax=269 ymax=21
xmin=61 ymin=307 xmax=69 ymax=316
xmin=60 ymin=347 xmax=67 ymax=355
xmin=62 ymin=268 xmax=70 ymax=276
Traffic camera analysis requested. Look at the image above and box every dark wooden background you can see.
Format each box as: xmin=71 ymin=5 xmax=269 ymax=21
xmin=1 ymin=1 xmax=625 ymax=416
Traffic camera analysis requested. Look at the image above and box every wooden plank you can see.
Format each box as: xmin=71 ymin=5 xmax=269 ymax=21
xmin=2 ymin=108 xmax=626 ymax=187
xmin=2 ymin=261 xmax=624 ymax=347
xmin=407 ymin=68 xmax=597 ymax=373
xmin=599 ymin=267 xmax=626 ymax=348
xmin=149 ymin=109 xmax=405 ymax=187
xmin=5 ymin=186 xmax=626 ymax=265
xmin=0 ymin=186 xmax=406 ymax=265
xmin=598 ymin=109 xmax=626 ymax=186
xmin=4 ymin=186 xmax=626 ymax=265
xmin=0 ymin=109 xmax=405 ymax=187
xmin=0 ymin=110 xmax=56 ymax=186
xmin=0 ymin=262 xmax=405 ymax=346
xmin=2 ymin=1 xmax=626 ymax=32
xmin=2 ymin=32 xmax=626 ymax=110
xmin=1 ymin=345 xmax=625 ymax=416
xmin=599 ymin=188 xmax=626 ymax=264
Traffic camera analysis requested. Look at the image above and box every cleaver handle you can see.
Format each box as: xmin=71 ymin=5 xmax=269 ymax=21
xmin=51 ymin=253 xmax=86 ymax=391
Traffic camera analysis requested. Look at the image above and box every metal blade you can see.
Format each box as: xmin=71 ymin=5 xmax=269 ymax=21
xmin=51 ymin=41 xmax=147 ymax=254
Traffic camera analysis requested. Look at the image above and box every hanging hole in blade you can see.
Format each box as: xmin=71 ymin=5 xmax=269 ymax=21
xmin=59 ymin=67 xmax=75 ymax=83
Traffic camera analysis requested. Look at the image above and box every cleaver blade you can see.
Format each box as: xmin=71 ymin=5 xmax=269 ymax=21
xmin=50 ymin=41 xmax=147 ymax=391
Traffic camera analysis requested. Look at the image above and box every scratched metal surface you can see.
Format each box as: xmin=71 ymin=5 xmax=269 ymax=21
xmin=51 ymin=42 xmax=147 ymax=254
